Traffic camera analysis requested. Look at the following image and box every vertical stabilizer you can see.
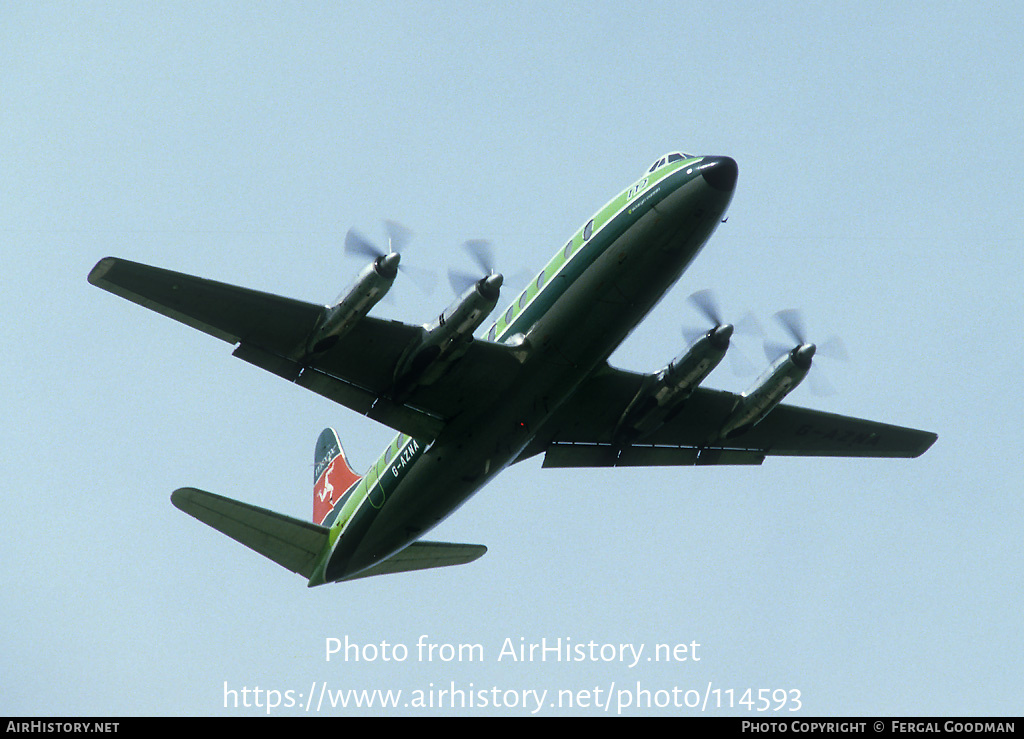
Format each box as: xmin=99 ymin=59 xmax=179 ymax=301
xmin=313 ymin=428 xmax=362 ymax=525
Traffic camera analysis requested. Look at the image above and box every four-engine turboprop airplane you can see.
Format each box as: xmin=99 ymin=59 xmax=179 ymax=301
xmin=88 ymin=152 xmax=937 ymax=586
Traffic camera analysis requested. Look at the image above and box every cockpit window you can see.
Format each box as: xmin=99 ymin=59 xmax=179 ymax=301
xmin=649 ymin=152 xmax=692 ymax=173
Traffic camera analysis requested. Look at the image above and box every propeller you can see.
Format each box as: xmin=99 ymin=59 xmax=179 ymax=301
xmin=689 ymin=288 xmax=725 ymax=327
xmin=766 ymin=309 xmax=848 ymax=359
xmin=764 ymin=309 xmax=849 ymax=394
xmin=683 ymin=289 xmax=758 ymax=376
xmin=448 ymin=239 xmax=501 ymax=295
xmin=344 ymin=220 xmax=409 ymax=260
xmin=343 ymin=221 xmax=436 ymax=294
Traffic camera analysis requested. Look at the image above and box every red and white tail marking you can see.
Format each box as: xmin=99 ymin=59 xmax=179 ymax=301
xmin=313 ymin=428 xmax=362 ymax=525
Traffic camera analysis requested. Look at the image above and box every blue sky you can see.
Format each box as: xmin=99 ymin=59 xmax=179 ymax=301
xmin=2 ymin=2 xmax=1021 ymax=716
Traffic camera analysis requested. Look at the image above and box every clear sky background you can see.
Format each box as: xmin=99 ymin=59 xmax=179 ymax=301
xmin=2 ymin=2 xmax=1021 ymax=717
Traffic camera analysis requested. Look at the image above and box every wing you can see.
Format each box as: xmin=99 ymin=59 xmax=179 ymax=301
xmin=89 ymin=257 xmax=523 ymax=439
xmin=520 ymin=364 xmax=937 ymax=467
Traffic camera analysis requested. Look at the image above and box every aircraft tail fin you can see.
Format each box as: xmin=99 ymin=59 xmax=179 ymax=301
xmin=313 ymin=427 xmax=363 ymax=525
xmin=171 ymin=487 xmax=329 ymax=578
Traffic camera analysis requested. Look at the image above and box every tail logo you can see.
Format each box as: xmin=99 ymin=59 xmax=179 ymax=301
xmin=318 ymin=462 xmax=335 ymax=504
xmin=313 ymin=428 xmax=363 ymax=525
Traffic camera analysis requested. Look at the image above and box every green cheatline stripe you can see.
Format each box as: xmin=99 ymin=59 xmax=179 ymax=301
xmin=326 ymin=433 xmax=422 ymax=537
xmin=490 ymin=157 xmax=701 ymax=340
xmin=324 ymin=156 xmax=703 ymax=543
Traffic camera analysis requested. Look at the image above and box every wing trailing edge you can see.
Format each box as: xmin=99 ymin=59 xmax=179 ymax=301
xmin=520 ymin=365 xmax=937 ymax=467
xmin=541 ymin=444 xmax=765 ymax=467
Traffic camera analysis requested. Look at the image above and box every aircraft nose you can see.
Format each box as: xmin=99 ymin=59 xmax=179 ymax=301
xmin=700 ymin=156 xmax=738 ymax=192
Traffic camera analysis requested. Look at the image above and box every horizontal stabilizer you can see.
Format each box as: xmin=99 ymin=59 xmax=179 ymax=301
xmin=341 ymin=541 xmax=487 ymax=581
xmin=171 ymin=487 xmax=329 ymax=579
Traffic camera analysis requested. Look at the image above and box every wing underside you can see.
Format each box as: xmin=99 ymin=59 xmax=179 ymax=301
xmin=89 ymin=258 xmax=935 ymax=466
xmin=520 ymin=365 xmax=937 ymax=467
xmin=89 ymin=257 xmax=522 ymax=439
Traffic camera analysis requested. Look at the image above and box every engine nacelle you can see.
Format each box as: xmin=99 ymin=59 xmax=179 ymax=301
xmin=393 ymin=273 xmax=503 ymax=397
xmin=614 ymin=324 xmax=733 ymax=443
xmin=306 ymin=253 xmax=400 ymax=354
xmin=719 ymin=343 xmax=815 ymax=439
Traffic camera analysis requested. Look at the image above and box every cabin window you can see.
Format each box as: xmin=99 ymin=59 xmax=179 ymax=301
xmin=583 ymin=219 xmax=594 ymax=241
xmin=536 ymin=271 xmax=546 ymax=289
xmin=486 ymin=325 xmax=497 ymax=341
xmin=563 ymin=240 xmax=573 ymax=259
xmin=518 ymin=291 xmax=529 ymax=309
xmin=504 ymin=305 xmax=515 ymax=325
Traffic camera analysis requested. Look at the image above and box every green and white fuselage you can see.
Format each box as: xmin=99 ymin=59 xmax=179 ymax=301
xmin=309 ymin=154 xmax=738 ymax=584
xmin=89 ymin=150 xmax=935 ymax=586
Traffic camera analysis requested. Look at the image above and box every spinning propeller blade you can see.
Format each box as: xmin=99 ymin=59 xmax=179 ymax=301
xmin=764 ymin=309 xmax=848 ymax=394
xmin=448 ymin=239 xmax=501 ymax=294
xmin=343 ymin=221 xmax=436 ymax=295
xmin=683 ymin=289 xmax=757 ymax=375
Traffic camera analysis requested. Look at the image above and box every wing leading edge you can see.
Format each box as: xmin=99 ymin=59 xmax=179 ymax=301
xmin=521 ymin=365 xmax=936 ymax=468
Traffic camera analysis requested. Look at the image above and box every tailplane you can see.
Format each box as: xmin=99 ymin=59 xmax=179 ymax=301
xmin=171 ymin=487 xmax=328 ymax=578
xmin=313 ymin=427 xmax=363 ymax=525
xmin=169 ymin=428 xmax=485 ymax=586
